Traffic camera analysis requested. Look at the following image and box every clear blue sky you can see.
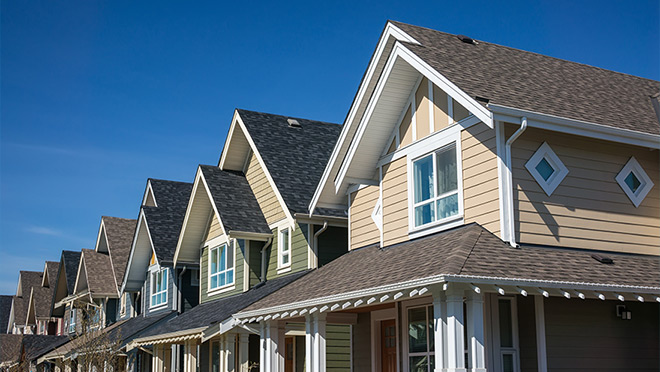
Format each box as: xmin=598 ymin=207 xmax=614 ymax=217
xmin=1 ymin=0 xmax=658 ymax=294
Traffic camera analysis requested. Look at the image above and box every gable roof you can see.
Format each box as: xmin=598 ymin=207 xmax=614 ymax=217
xmin=43 ymin=262 xmax=59 ymax=288
xmin=77 ymin=249 xmax=118 ymax=297
xmin=0 ymin=334 xmax=23 ymax=364
xmin=20 ymin=335 xmax=69 ymax=364
xmin=0 ymin=296 xmax=12 ymax=333
xmin=17 ymin=271 xmax=42 ymax=298
xmin=61 ymin=251 xmax=81 ymax=294
xmin=391 ymin=21 xmax=660 ymax=136
xmin=239 ymin=223 xmax=660 ymax=314
xmin=233 ymin=109 xmax=343 ymax=215
xmin=199 ymin=165 xmax=270 ymax=234
xmin=9 ymin=296 xmax=26 ymax=328
xmin=100 ymin=217 xmax=137 ymax=284
xmin=31 ymin=286 xmax=54 ymax=319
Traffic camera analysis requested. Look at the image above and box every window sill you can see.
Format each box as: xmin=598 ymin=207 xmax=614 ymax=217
xmin=207 ymin=284 xmax=235 ymax=296
xmin=149 ymin=303 xmax=168 ymax=311
xmin=408 ymin=215 xmax=464 ymax=240
xmin=277 ymin=266 xmax=292 ymax=275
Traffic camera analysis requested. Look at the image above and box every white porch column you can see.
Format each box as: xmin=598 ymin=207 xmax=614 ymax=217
xmin=185 ymin=341 xmax=198 ymax=372
xmin=446 ymin=287 xmax=466 ymax=372
xmin=265 ymin=321 xmax=282 ymax=372
xmin=152 ymin=345 xmax=162 ymax=372
xmin=312 ymin=313 xmax=327 ymax=372
xmin=466 ymin=292 xmax=486 ymax=372
xmin=259 ymin=323 xmax=266 ymax=372
xmin=277 ymin=323 xmax=286 ymax=372
xmin=305 ymin=315 xmax=314 ymax=372
xmin=432 ymin=290 xmax=447 ymax=371
xmin=226 ymin=334 xmax=236 ymax=372
xmin=535 ymin=296 xmax=548 ymax=372
xmin=239 ymin=333 xmax=249 ymax=372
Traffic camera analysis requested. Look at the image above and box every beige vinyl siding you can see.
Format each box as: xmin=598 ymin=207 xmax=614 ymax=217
xmin=462 ymin=122 xmax=500 ymax=236
xmin=200 ymin=239 xmax=245 ymax=303
xmin=399 ymin=107 xmax=413 ymax=147
xmin=382 ymin=157 xmax=408 ymax=246
xmin=265 ymin=223 xmax=309 ymax=280
xmin=349 ymin=186 xmax=380 ymax=250
xmin=245 ymin=152 xmax=287 ymax=225
xmin=433 ymin=85 xmax=450 ymax=132
xmin=205 ymin=213 xmax=222 ymax=241
xmin=510 ymin=125 xmax=660 ymax=255
xmin=326 ymin=324 xmax=351 ymax=372
xmin=414 ymin=77 xmax=431 ymax=140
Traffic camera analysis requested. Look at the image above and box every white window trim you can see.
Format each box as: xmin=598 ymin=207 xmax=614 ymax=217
xmin=150 ymin=267 xmax=168 ymax=310
xmin=401 ymin=297 xmax=435 ymax=372
xmin=277 ymin=226 xmax=292 ymax=273
xmin=371 ymin=197 xmax=383 ymax=231
xmin=406 ymin=128 xmax=464 ymax=237
xmin=615 ymin=156 xmax=654 ymax=207
xmin=207 ymin=241 xmax=236 ymax=295
xmin=120 ymin=293 xmax=127 ymax=316
xmin=68 ymin=308 xmax=76 ymax=334
xmin=524 ymin=142 xmax=568 ymax=196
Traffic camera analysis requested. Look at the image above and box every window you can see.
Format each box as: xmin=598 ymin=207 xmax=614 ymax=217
xmin=407 ymin=306 xmax=435 ymax=372
xmin=68 ymin=309 xmax=76 ymax=333
xmin=371 ymin=197 xmax=383 ymax=231
xmin=209 ymin=243 xmax=234 ymax=290
xmin=524 ymin=142 xmax=568 ymax=196
xmin=412 ymin=144 xmax=459 ymax=228
xmin=278 ymin=228 xmax=291 ymax=268
xmin=615 ymin=157 xmax=654 ymax=207
xmin=150 ymin=268 xmax=168 ymax=308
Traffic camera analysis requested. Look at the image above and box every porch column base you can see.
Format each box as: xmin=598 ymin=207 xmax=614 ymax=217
xmin=438 ymin=368 xmax=468 ymax=372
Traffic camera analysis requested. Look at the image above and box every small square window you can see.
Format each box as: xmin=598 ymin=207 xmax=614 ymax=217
xmin=615 ymin=157 xmax=654 ymax=207
xmin=278 ymin=227 xmax=291 ymax=269
xmin=524 ymin=142 xmax=568 ymax=196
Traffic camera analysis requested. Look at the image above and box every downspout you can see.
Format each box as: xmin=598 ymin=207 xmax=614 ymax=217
xmin=260 ymin=238 xmax=273 ymax=282
xmin=312 ymin=221 xmax=328 ymax=268
xmin=504 ymin=116 xmax=527 ymax=248
xmin=177 ymin=267 xmax=187 ymax=314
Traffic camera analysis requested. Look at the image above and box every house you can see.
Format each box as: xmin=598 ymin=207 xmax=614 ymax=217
xmin=24 ymin=261 xmax=60 ymax=335
xmin=7 ymin=271 xmax=43 ymax=335
xmin=129 ymin=109 xmax=349 ymax=372
xmin=231 ymin=21 xmax=660 ymax=372
xmin=49 ymin=250 xmax=82 ymax=336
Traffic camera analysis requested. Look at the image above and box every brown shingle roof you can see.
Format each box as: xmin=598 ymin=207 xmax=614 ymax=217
xmin=44 ymin=262 xmax=59 ymax=288
xmin=80 ymin=249 xmax=118 ymax=296
xmin=391 ymin=21 xmax=660 ymax=135
xmin=101 ymin=216 xmax=137 ymax=286
xmin=241 ymin=224 xmax=659 ymax=312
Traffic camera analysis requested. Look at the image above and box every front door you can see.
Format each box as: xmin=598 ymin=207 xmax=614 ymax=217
xmin=285 ymin=337 xmax=294 ymax=372
xmin=381 ymin=319 xmax=397 ymax=372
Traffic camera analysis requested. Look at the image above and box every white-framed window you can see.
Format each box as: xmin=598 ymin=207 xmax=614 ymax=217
xmin=209 ymin=243 xmax=234 ymax=291
xmin=524 ymin=142 xmax=568 ymax=196
xmin=68 ymin=308 xmax=76 ymax=333
xmin=411 ymin=143 xmax=460 ymax=228
xmin=278 ymin=227 xmax=291 ymax=269
xmin=615 ymin=157 xmax=654 ymax=207
xmin=150 ymin=268 xmax=168 ymax=308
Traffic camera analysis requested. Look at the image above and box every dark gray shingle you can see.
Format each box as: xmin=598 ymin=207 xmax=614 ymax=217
xmin=81 ymin=249 xmax=118 ymax=296
xmin=102 ymin=217 xmax=137 ymax=285
xmin=62 ymin=251 xmax=81 ymax=294
xmin=0 ymin=296 xmax=13 ymax=334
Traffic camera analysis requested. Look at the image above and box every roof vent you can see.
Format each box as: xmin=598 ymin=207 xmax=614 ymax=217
xmin=287 ymin=118 xmax=301 ymax=127
xmin=591 ymin=253 xmax=614 ymax=264
xmin=475 ymin=96 xmax=490 ymax=104
xmin=457 ymin=35 xmax=477 ymax=45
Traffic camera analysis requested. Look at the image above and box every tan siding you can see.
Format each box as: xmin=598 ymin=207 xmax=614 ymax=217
xmin=382 ymin=157 xmax=408 ymax=246
xmin=509 ymin=125 xmax=660 ymax=255
xmin=433 ymin=85 xmax=450 ymax=132
xmin=350 ymin=186 xmax=380 ymax=250
xmin=244 ymin=152 xmax=287 ymax=225
xmin=205 ymin=213 xmax=222 ymax=241
xmin=415 ymin=78 xmax=431 ymax=140
xmin=462 ymin=123 xmax=500 ymax=236
xmin=399 ymin=106 xmax=413 ymax=147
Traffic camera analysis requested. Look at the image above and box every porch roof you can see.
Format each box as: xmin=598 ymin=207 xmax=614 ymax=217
xmin=236 ymin=224 xmax=660 ymax=318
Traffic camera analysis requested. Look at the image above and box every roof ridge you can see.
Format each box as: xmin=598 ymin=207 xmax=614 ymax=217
xmin=102 ymin=216 xmax=136 ymax=222
xmin=147 ymin=178 xmax=192 ymax=185
xmin=393 ymin=21 xmax=659 ymax=84
xmin=236 ymin=108 xmax=341 ymax=126
xmin=456 ymin=226 xmax=484 ymax=275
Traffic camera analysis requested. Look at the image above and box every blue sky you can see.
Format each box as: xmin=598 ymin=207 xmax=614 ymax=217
xmin=1 ymin=0 xmax=658 ymax=294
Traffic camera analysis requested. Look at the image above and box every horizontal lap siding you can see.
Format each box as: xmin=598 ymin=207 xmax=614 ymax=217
xmin=265 ymin=223 xmax=309 ymax=280
xmin=462 ymin=123 xmax=500 ymax=236
xmin=206 ymin=213 xmax=222 ymax=241
xmin=510 ymin=126 xmax=660 ymax=255
xmin=200 ymin=239 xmax=245 ymax=303
xmin=245 ymin=152 xmax=286 ymax=225
xmin=326 ymin=325 xmax=351 ymax=372
xmin=383 ymin=157 xmax=408 ymax=246
xmin=544 ymin=297 xmax=659 ymax=371
xmin=350 ymin=186 xmax=380 ymax=250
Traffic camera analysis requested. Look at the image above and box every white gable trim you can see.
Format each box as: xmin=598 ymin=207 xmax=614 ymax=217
xmin=308 ymin=22 xmax=421 ymax=215
xmin=489 ymin=103 xmax=660 ymax=150
xmin=121 ymin=210 xmax=157 ymax=294
xmin=72 ymin=252 xmax=87 ymax=295
xmin=218 ymin=110 xmax=241 ymax=170
xmin=141 ymin=180 xmax=158 ymax=207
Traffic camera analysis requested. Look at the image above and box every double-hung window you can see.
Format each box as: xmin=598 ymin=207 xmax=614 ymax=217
xmin=209 ymin=243 xmax=234 ymax=290
xmin=278 ymin=228 xmax=291 ymax=269
xmin=412 ymin=144 xmax=459 ymax=228
xmin=150 ymin=268 xmax=168 ymax=308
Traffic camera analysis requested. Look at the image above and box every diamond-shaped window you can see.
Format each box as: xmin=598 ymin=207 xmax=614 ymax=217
xmin=524 ymin=142 xmax=568 ymax=196
xmin=615 ymin=157 xmax=654 ymax=207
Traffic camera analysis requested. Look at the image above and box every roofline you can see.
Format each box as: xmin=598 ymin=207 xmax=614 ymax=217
xmin=488 ymin=103 xmax=660 ymax=149
xmin=141 ymin=180 xmax=158 ymax=207
xmin=227 ymin=230 xmax=273 ymax=241
xmin=234 ymin=273 xmax=660 ymax=319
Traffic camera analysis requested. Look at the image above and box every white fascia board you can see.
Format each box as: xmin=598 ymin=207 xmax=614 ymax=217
xmin=199 ymin=171 xmax=228 ymax=239
xmin=334 ymin=42 xmax=494 ymax=194
xmin=233 ymin=112 xmax=295 ymax=226
xmin=218 ymin=110 xmax=241 ymax=169
xmin=94 ymin=219 xmax=105 ymax=253
xmin=141 ymin=180 xmax=157 ymax=207
xmin=72 ymin=253 xmax=86 ymax=295
xmin=121 ymin=210 xmax=149 ymax=294
xmin=173 ymin=167 xmax=204 ymax=266
xmin=308 ymin=22 xmax=421 ymax=215
xmin=489 ymin=103 xmax=660 ymax=149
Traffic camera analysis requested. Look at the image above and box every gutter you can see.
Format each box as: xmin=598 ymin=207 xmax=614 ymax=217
xmin=504 ymin=116 xmax=527 ymax=248
xmin=312 ymin=221 xmax=329 ymax=268
xmin=177 ymin=267 xmax=187 ymax=314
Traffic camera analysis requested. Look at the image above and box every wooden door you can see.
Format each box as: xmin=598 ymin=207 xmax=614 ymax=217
xmin=381 ymin=319 xmax=397 ymax=372
xmin=285 ymin=337 xmax=294 ymax=372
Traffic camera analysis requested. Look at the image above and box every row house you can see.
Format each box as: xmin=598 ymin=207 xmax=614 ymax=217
xmin=25 ymin=262 xmax=59 ymax=335
xmin=6 ymin=271 xmax=43 ymax=335
xmin=49 ymin=250 xmax=82 ymax=336
xmin=233 ymin=21 xmax=660 ymax=372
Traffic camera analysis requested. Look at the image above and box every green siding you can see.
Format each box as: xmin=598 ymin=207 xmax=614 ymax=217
xmin=326 ymin=325 xmax=351 ymax=372
xmin=265 ymin=223 xmax=309 ymax=280
xmin=200 ymin=238 xmax=246 ymax=303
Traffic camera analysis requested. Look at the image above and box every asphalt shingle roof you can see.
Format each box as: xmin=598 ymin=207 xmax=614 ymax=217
xmin=19 ymin=271 xmax=43 ymax=298
xmin=237 ymin=109 xmax=343 ymax=215
xmin=21 ymin=335 xmax=69 ymax=363
xmin=391 ymin=21 xmax=660 ymax=135
xmin=10 ymin=297 xmax=26 ymax=326
xmin=199 ymin=166 xmax=270 ymax=234
xmin=30 ymin=286 xmax=54 ymax=319
xmin=102 ymin=217 xmax=137 ymax=285
xmin=241 ymin=224 xmax=660 ymax=312
xmin=0 ymin=296 xmax=13 ymax=334
xmin=0 ymin=334 xmax=23 ymax=363
xmin=61 ymin=251 xmax=81 ymax=294
xmin=80 ymin=249 xmax=118 ymax=296
xmin=141 ymin=180 xmax=192 ymax=263
xmin=44 ymin=262 xmax=59 ymax=288
xmin=138 ymin=271 xmax=307 ymax=339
